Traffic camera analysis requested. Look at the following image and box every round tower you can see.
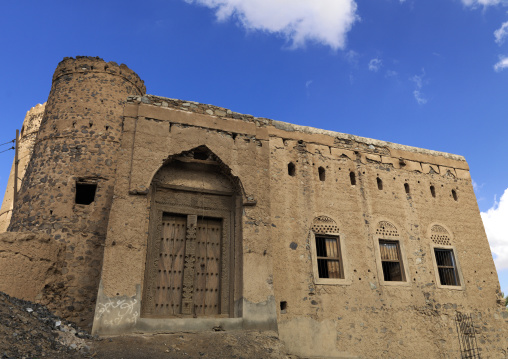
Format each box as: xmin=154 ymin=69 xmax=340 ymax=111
xmin=9 ymin=56 xmax=146 ymax=327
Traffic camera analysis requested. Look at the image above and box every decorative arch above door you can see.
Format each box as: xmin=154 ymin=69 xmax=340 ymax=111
xmin=141 ymin=147 xmax=243 ymax=318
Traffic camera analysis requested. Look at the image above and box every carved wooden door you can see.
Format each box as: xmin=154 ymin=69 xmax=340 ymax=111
xmin=193 ymin=218 xmax=222 ymax=315
xmin=143 ymin=212 xmax=225 ymax=317
xmin=152 ymin=214 xmax=186 ymax=317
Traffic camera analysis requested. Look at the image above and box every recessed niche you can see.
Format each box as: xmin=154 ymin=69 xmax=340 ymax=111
xmin=288 ymin=162 xmax=296 ymax=176
xmin=350 ymin=171 xmax=356 ymax=186
xmin=318 ymin=167 xmax=326 ymax=182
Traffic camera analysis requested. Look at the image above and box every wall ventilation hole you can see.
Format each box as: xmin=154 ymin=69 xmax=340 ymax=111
xmin=318 ymin=167 xmax=326 ymax=182
xmin=377 ymin=177 xmax=383 ymax=190
xmin=430 ymin=185 xmax=436 ymax=198
xmin=49 ymin=210 xmax=53 ymax=215
xmin=404 ymin=183 xmax=410 ymax=194
xmin=350 ymin=171 xmax=356 ymax=186
xmin=193 ymin=151 xmax=209 ymax=160
xmin=89 ymin=122 xmax=93 ymax=128
xmin=105 ymin=125 xmax=110 ymax=131
xmin=452 ymin=189 xmax=458 ymax=201
xmin=280 ymin=301 xmax=287 ymax=314
xmin=75 ymin=182 xmax=97 ymax=205
xmin=288 ymin=162 xmax=296 ymax=177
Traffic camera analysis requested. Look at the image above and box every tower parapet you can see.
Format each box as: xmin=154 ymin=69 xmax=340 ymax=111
xmin=9 ymin=57 xmax=145 ymax=327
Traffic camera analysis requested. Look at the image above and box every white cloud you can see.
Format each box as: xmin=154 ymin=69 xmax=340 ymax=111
xmin=345 ymin=50 xmax=359 ymax=66
xmin=482 ymin=188 xmax=508 ymax=270
xmin=385 ymin=70 xmax=398 ymax=78
xmin=494 ymin=56 xmax=508 ymax=71
xmin=495 ymin=21 xmax=508 ymax=44
xmin=184 ymin=0 xmax=359 ymax=50
xmin=368 ymin=58 xmax=382 ymax=72
xmin=410 ymin=69 xmax=427 ymax=105
xmin=461 ymin=0 xmax=501 ymax=7
xmin=305 ymin=80 xmax=313 ymax=88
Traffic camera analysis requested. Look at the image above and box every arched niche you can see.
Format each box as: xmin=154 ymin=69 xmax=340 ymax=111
xmin=141 ymin=146 xmax=243 ymax=319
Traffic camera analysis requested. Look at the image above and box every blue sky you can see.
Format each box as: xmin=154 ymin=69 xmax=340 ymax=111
xmin=0 ymin=0 xmax=507 ymax=294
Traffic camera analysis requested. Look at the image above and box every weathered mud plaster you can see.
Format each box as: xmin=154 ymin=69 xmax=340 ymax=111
xmin=93 ymin=283 xmax=276 ymax=335
xmin=1 ymin=57 xmax=506 ymax=358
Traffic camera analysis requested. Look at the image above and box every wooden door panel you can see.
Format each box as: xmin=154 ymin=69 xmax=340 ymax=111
xmin=153 ymin=215 xmax=186 ymax=316
xmin=194 ymin=218 xmax=222 ymax=316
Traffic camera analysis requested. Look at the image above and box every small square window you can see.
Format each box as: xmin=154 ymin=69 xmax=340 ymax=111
xmin=434 ymin=248 xmax=460 ymax=286
xmin=75 ymin=182 xmax=97 ymax=205
xmin=315 ymin=235 xmax=344 ymax=279
xmin=379 ymin=240 xmax=405 ymax=282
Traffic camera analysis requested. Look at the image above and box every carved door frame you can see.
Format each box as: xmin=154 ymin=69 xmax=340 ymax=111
xmin=141 ymin=184 xmax=239 ymax=318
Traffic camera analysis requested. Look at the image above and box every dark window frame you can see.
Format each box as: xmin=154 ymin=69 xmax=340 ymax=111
xmin=379 ymin=239 xmax=406 ymax=282
xmin=315 ymin=235 xmax=344 ymax=279
xmin=434 ymin=248 xmax=461 ymax=286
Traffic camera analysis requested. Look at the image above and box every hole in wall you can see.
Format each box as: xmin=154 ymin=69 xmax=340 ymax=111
xmin=350 ymin=171 xmax=356 ymax=186
xmin=280 ymin=301 xmax=287 ymax=314
xmin=89 ymin=122 xmax=93 ymax=128
xmin=318 ymin=167 xmax=326 ymax=181
xmin=75 ymin=182 xmax=97 ymax=205
xmin=404 ymin=183 xmax=410 ymax=194
xmin=452 ymin=189 xmax=458 ymax=201
xmin=288 ymin=162 xmax=296 ymax=177
xmin=105 ymin=125 xmax=110 ymax=131
xmin=193 ymin=150 xmax=209 ymax=160
xmin=430 ymin=185 xmax=436 ymax=198
xmin=377 ymin=177 xmax=383 ymax=190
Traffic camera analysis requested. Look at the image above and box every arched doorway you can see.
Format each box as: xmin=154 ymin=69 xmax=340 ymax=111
xmin=141 ymin=147 xmax=242 ymax=318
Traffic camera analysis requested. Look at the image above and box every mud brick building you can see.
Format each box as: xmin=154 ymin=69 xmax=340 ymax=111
xmin=0 ymin=56 xmax=506 ymax=358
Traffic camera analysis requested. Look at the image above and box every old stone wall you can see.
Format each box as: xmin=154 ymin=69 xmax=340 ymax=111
xmin=0 ymin=232 xmax=65 ymax=303
xmin=92 ymin=97 xmax=275 ymax=334
xmin=3 ymin=56 xmax=505 ymax=357
xmin=8 ymin=57 xmax=145 ymax=328
xmin=0 ymin=103 xmax=45 ymax=232
xmin=93 ymin=95 xmax=506 ymax=357
xmin=267 ymin=136 xmax=507 ymax=357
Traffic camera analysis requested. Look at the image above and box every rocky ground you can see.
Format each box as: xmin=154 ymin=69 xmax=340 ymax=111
xmin=0 ymin=291 xmax=296 ymax=359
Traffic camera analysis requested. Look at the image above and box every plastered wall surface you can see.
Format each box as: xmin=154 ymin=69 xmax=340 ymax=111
xmin=0 ymin=103 xmax=45 ymax=232
xmin=0 ymin=57 xmax=505 ymax=357
xmin=0 ymin=232 xmax=65 ymax=301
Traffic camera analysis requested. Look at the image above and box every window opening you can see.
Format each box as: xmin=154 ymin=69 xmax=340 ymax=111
xmin=452 ymin=189 xmax=458 ymax=201
xmin=430 ymin=185 xmax=436 ymax=198
xmin=349 ymin=171 xmax=356 ymax=186
xmin=288 ymin=162 xmax=296 ymax=177
xmin=404 ymin=183 xmax=410 ymax=194
xmin=377 ymin=177 xmax=383 ymax=190
xmin=318 ymin=167 xmax=326 ymax=182
xmin=434 ymin=249 xmax=460 ymax=286
xmin=379 ymin=240 xmax=405 ymax=281
xmin=315 ymin=236 xmax=343 ymax=279
xmin=75 ymin=182 xmax=97 ymax=205
xmin=280 ymin=301 xmax=287 ymax=314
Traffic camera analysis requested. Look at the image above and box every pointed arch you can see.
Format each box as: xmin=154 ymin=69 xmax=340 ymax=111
xmin=141 ymin=146 xmax=244 ymax=319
